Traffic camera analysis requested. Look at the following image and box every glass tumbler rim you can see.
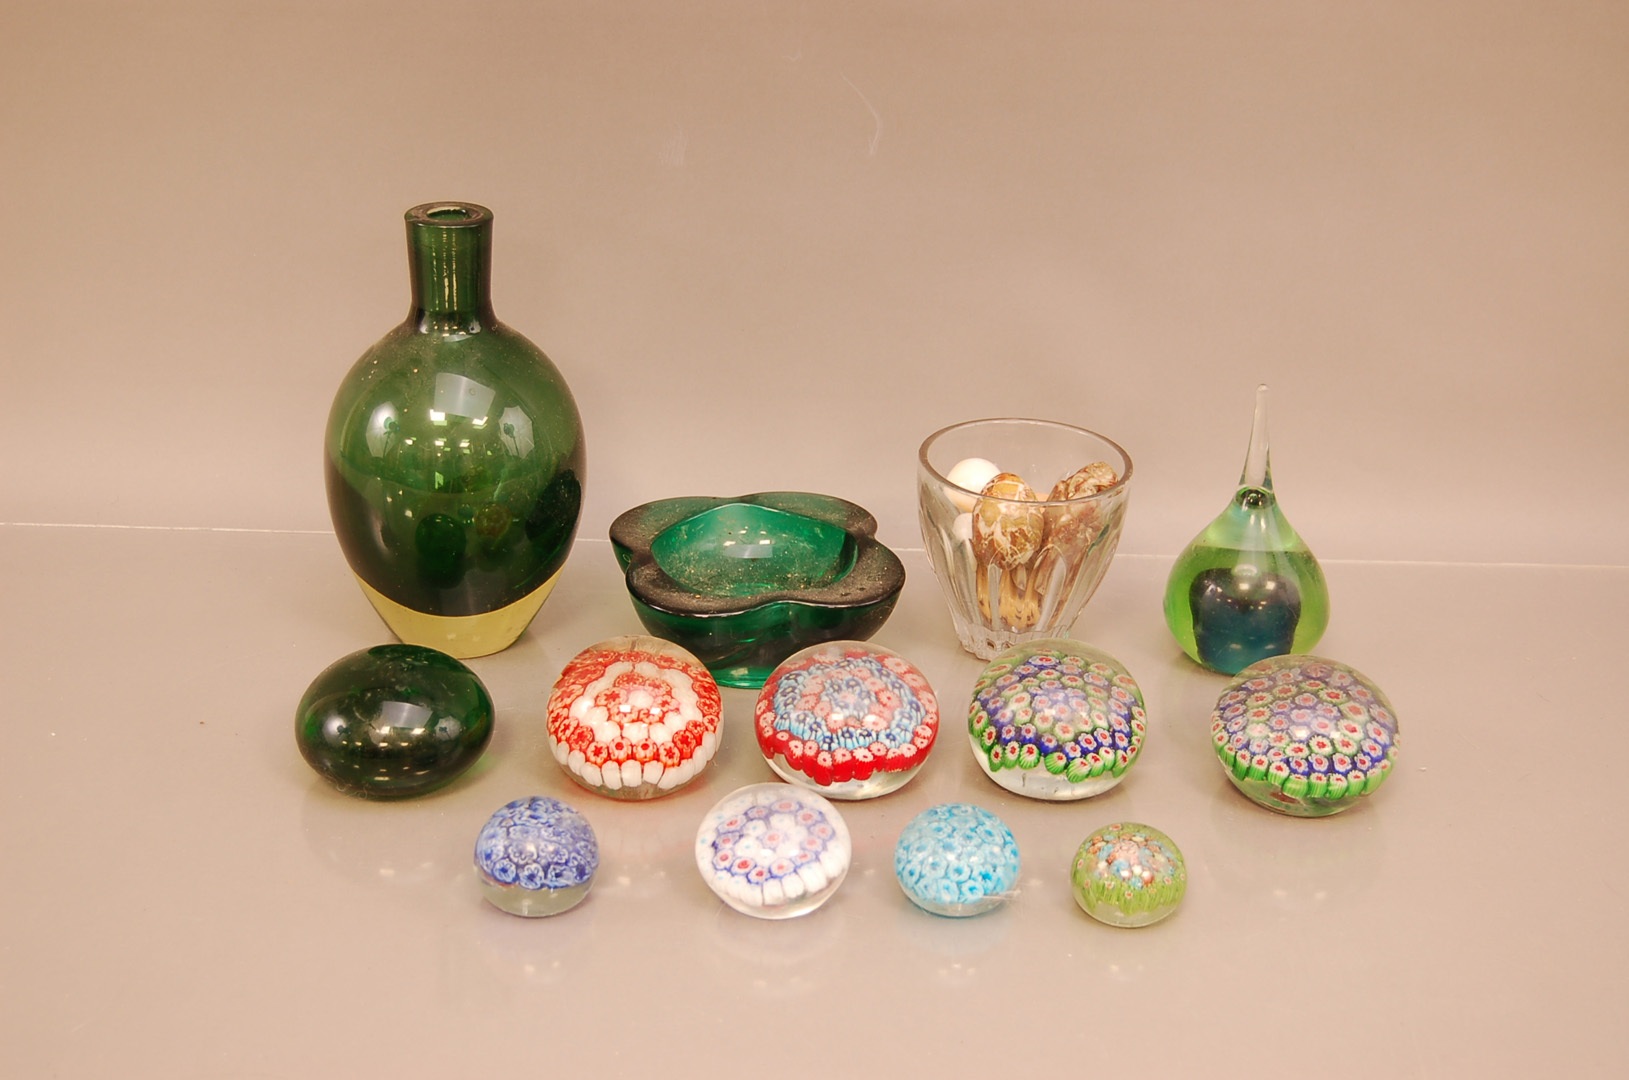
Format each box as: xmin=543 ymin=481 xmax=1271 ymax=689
xmin=918 ymin=417 xmax=1134 ymax=507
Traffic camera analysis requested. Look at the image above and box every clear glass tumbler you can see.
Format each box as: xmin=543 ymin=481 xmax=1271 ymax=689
xmin=918 ymin=418 xmax=1132 ymax=659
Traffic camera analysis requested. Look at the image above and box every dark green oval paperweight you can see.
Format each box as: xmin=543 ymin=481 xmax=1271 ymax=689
xmin=295 ymin=644 xmax=494 ymax=799
xmin=609 ymin=492 xmax=906 ymax=689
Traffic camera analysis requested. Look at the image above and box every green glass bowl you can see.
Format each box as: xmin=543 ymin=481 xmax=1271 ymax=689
xmin=609 ymin=492 xmax=906 ymax=689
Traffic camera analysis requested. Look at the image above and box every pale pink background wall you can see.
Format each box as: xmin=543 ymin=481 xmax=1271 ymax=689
xmin=5 ymin=1 xmax=1625 ymax=563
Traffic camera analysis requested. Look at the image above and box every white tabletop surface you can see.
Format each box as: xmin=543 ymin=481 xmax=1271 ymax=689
xmin=4 ymin=3 xmax=1626 ymax=1077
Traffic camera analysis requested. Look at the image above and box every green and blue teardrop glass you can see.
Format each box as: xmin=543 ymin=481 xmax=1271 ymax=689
xmin=325 ymin=203 xmax=585 ymax=657
xmin=1164 ymin=385 xmax=1329 ymax=674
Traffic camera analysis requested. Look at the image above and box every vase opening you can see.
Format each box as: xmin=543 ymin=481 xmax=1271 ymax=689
xmin=407 ymin=202 xmax=492 ymax=227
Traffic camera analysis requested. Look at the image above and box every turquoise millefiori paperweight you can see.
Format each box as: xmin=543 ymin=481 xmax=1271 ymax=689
xmin=609 ymin=492 xmax=906 ymax=689
xmin=893 ymin=803 xmax=1021 ymax=918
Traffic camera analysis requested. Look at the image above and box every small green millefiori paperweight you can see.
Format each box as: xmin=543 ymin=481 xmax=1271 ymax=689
xmin=1071 ymin=823 xmax=1187 ymax=928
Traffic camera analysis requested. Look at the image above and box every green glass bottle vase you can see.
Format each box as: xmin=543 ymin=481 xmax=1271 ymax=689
xmin=325 ymin=203 xmax=585 ymax=658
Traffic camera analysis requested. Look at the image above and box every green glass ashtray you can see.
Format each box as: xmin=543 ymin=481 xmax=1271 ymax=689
xmin=609 ymin=492 xmax=906 ymax=689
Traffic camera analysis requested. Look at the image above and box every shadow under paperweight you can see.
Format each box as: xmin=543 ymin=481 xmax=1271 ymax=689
xmin=609 ymin=492 xmax=905 ymax=689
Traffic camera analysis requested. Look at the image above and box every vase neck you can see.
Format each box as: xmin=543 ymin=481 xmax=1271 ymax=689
xmin=405 ymin=202 xmax=497 ymax=332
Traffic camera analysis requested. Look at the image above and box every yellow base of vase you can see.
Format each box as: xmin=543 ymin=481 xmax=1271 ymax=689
xmin=354 ymin=570 xmax=562 ymax=659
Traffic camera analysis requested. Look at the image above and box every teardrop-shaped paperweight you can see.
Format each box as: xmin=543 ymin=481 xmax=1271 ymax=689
xmin=1163 ymin=385 xmax=1329 ymax=675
